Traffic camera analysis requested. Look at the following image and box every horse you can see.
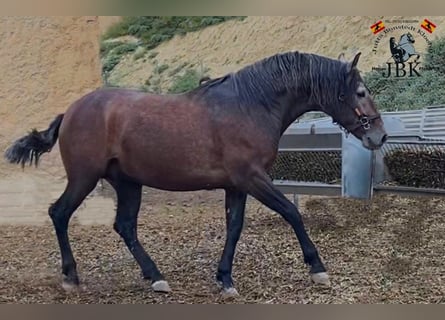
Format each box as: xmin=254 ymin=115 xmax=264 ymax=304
xmin=389 ymin=33 xmax=420 ymax=64
xmin=4 ymin=50 xmax=387 ymax=297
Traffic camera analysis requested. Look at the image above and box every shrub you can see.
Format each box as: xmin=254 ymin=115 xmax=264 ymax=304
xmin=102 ymin=16 xmax=245 ymax=50
xmin=102 ymin=55 xmax=122 ymax=74
xmin=101 ymin=16 xmax=244 ymax=79
xmin=101 ymin=42 xmax=138 ymax=76
xmin=154 ymin=64 xmax=169 ymax=74
xmin=168 ymin=69 xmax=203 ymax=94
xmin=133 ymin=46 xmax=146 ymax=60
xmin=100 ymin=41 xmax=125 ymax=57
xmin=424 ymin=37 xmax=445 ymax=75
xmin=111 ymin=43 xmax=138 ymax=56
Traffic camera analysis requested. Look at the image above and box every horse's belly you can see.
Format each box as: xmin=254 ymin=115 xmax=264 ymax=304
xmin=126 ymin=165 xmax=229 ymax=191
xmin=117 ymin=145 xmax=230 ymax=191
xmin=141 ymin=178 xmax=225 ymax=192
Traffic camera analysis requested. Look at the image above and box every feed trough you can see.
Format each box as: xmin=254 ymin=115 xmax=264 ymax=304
xmin=272 ymin=106 xmax=445 ymax=200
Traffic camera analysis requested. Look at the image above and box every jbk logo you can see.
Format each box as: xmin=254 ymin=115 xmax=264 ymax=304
xmin=381 ymin=61 xmax=421 ymax=78
xmin=370 ymin=19 xmax=435 ymax=79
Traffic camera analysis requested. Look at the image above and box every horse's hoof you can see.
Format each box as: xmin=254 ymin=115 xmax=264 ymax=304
xmin=61 ymin=274 xmax=80 ymax=293
xmin=221 ymin=287 xmax=239 ymax=298
xmin=151 ymin=280 xmax=171 ymax=293
xmin=311 ymin=272 xmax=331 ymax=286
xmin=62 ymin=280 xmax=80 ymax=293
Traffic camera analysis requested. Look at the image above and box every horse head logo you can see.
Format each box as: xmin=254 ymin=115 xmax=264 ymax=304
xmin=389 ymin=32 xmax=420 ymax=63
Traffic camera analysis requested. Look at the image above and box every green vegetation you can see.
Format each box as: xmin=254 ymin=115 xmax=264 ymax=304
xmin=425 ymin=37 xmax=445 ymax=75
xmin=101 ymin=42 xmax=138 ymax=77
xmin=168 ymin=69 xmax=204 ymax=94
xmin=101 ymin=16 xmax=245 ymax=79
xmin=102 ymin=16 xmax=245 ymax=48
xmin=154 ymin=64 xmax=169 ymax=74
xmin=133 ymin=46 xmax=146 ymax=60
xmin=364 ymin=37 xmax=445 ymax=111
xmin=168 ymin=62 xmax=189 ymax=77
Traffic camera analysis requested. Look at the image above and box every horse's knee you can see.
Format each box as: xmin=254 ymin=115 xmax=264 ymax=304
xmin=48 ymin=197 xmax=73 ymax=230
xmin=113 ymin=219 xmax=133 ymax=237
xmin=48 ymin=201 xmax=62 ymax=221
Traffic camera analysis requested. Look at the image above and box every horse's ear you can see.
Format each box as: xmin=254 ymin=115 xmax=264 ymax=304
xmin=350 ymin=52 xmax=361 ymax=69
xmin=338 ymin=53 xmax=347 ymax=62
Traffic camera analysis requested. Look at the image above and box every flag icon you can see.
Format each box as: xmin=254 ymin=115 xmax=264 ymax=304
xmin=421 ymin=18 xmax=436 ymax=33
xmin=370 ymin=21 xmax=385 ymax=34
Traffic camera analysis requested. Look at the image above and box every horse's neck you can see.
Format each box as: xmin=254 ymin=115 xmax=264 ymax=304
xmin=256 ymin=74 xmax=321 ymax=136
xmin=399 ymin=36 xmax=409 ymax=45
xmin=236 ymin=57 xmax=318 ymax=137
xmin=280 ymin=103 xmax=316 ymax=135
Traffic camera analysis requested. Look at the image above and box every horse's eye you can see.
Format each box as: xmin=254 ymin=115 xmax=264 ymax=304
xmin=338 ymin=93 xmax=345 ymax=101
xmin=357 ymin=91 xmax=366 ymax=98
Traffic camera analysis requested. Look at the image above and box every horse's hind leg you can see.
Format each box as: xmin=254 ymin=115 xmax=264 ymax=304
xmin=108 ymin=177 xmax=169 ymax=292
xmin=216 ymin=188 xmax=247 ymax=297
xmin=49 ymin=177 xmax=98 ymax=291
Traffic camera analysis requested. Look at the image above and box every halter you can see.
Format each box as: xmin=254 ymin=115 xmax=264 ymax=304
xmin=333 ymin=107 xmax=381 ymax=136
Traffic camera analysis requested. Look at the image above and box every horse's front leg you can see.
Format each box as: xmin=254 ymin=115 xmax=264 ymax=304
xmin=245 ymin=172 xmax=329 ymax=285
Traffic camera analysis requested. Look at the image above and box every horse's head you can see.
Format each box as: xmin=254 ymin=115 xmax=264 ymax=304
xmin=402 ymin=32 xmax=415 ymax=44
xmin=327 ymin=53 xmax=387 ymax=150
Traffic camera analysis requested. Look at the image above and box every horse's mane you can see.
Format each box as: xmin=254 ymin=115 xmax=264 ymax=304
xmin=192 ymin=51 xmax=353 ymax=109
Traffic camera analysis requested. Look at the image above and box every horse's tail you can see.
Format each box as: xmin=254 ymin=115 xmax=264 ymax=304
xmin=4 ymin=114 xmax=64 ymax=168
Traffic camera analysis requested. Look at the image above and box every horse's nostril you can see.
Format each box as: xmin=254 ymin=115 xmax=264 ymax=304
xmin=381 ymin=134 xmax=388 ymax=144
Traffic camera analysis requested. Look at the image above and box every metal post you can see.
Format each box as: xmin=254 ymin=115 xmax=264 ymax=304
xmin=293 ymin=193 xmax=299 ymax=208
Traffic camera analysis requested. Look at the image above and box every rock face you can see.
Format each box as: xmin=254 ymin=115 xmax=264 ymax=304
xmin=0 ymin=16 xmax=103 ymax=176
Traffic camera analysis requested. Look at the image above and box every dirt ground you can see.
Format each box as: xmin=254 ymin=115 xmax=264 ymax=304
xmin=1 ymin=180 xmax=445 ymax=303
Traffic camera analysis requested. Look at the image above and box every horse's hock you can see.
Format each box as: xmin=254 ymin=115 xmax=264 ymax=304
xmin=0 ymin=17 xmax=114 ymax=225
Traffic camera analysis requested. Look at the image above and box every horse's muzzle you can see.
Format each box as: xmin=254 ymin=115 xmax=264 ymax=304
xmin=361 ymin=129 xmax=388 ymax=150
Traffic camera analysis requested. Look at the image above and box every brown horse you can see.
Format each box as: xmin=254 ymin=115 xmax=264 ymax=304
xmin=4 ymin=50 xmax=387 ymax=297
